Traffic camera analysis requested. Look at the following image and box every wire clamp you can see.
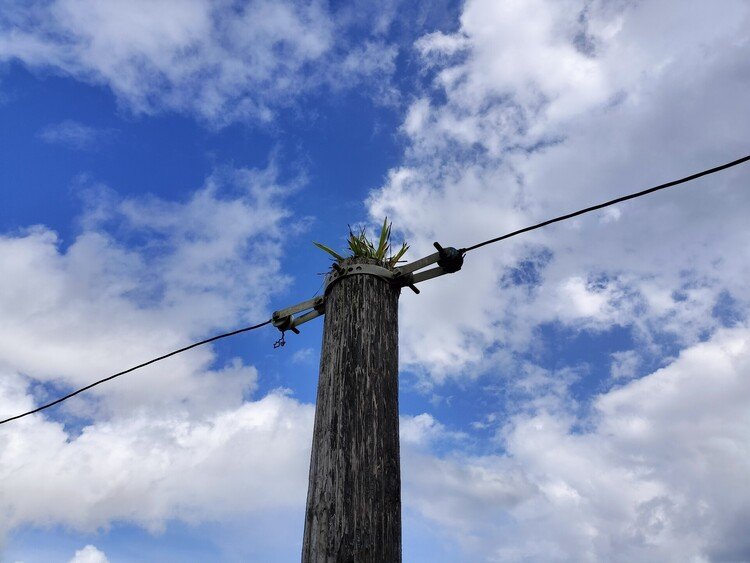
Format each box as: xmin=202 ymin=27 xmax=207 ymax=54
xmin=391 ymin=241 xmax=466 ymax=293
xmin=272 ymin=296 xmax=326 ymax=343
xmin=434 ymin=242 xmax=464 ymax=273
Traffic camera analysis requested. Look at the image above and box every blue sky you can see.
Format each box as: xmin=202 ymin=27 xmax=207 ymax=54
xmin=1 ymin=1 xmax=750 ymax=561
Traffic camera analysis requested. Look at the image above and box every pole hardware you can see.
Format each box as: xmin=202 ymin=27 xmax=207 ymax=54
xmin=324 ymin=262 xmax=394 ymax=296
xmin=271 ymin=241 xmax=466 ymax=341
xmin=272 ymin=295 xmax=326 ymax=337
xmin=433 ymin=241 xmax=464 ymax=273
xmin=391 ymin=240 xmax=466 ymax=293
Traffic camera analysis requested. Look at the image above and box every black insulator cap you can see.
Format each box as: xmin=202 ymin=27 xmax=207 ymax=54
xmin=433 ymin=242 xmax=464 ymax=273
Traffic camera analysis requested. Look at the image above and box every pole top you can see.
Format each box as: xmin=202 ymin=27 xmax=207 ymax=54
xmin=324 ymin=259 xmax=396 ymax=296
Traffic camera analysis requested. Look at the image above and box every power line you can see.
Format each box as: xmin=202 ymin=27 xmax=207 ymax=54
xmin=460 ymin=153 xmax=750 ymax=254
xmin=4 ymin=154 xmax=749 ymax=426
xmin=0 ymin=319 xmax=272 ymax=426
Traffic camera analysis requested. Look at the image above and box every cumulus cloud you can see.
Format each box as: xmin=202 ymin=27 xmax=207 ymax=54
xmin=404 ymin=327 xmax=750 ymax=561
xmin=0 ymin=387 xmax=313 ymax=536
xmin=68 ymin=545 xmax=109 ymax=563
xmin=400 ymin=412 xmax=467 ymax=448
xmin=0 ymin=164 xmax=293 ymax=419
xmin=364 ymin=0 xmax=750 ymax=560
xmin=369 ymin=0 xmax=750 ymax=379
xmin=3 ymin=0 xmax=750 ymax=560
xmin=0 ymin=161 xmax=318 ymax=541
xmin=0 ymin=0 xmax=399 ymax=125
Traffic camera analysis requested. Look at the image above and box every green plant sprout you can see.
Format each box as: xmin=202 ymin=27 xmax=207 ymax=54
xmin=314 ymin=217 xmax=409 ymax=269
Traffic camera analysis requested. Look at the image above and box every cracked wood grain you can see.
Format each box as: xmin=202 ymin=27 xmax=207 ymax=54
xmin=302 ymin=257 xmax=401 ymax=563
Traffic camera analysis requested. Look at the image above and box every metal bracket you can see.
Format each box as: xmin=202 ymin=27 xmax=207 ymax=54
xmin=270 ymin=241 xmax=465 ymax=343
xmin=323 ymin=262 xmax=395 ymax=295
xmin=272 ymin=295 xmax=326 ymax=335
xmin=392 ymin=242 xmax=465 ymax=294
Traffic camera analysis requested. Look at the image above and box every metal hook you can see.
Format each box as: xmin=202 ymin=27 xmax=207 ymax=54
xmin=274 ymin=331 xmax=286 ymax=349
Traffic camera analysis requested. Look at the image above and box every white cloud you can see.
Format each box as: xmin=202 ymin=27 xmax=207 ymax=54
xmin=416 ymin=0 xmax=610 ymax=137
xmin=0 ymin=386 xmax=313 ymax=536
xmin=405 ymin=327 xmax=750 ymax=561
xmin=610 ymin=349 xmax=639 ymax=380
xmin=68 ymin=545 xmax=109 ymax=563
xmin=369 ymin=0 xmax=750 ymax=380
xmin=365 ymin=1 xmax=750 ymax=559
xmin=38 ymin=120 xmax=116 ymax=150
xmin=400 ymin=412 xmax=467 ymax=448
xmin=0 ymin=0 xmax=399 ymax=125
xmin=0 ymin=160 xmax=318 ymax=542
xmin=291 ymin=347 xmax=315 ymax=364
xmin=404 ymin=451 xmax=536 ymax=546
xmin=3 ymin=0 xmax=750 ymax=559
xmin=0 ymin=163 xmax=293 ymax=419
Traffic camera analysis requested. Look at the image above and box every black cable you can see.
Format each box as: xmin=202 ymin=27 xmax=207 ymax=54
xmin=461 ymin=154 xmax=750 ymax=253
xmin=4 ymin=155 xmax=748 ymax=424
xmin=0 ymin=319 xmax=272 ymax=425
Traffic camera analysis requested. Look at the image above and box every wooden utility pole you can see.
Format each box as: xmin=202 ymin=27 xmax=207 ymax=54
xmin=302 ymin=257 xmax=402 ymax=562
xmin=272 ymin=242 xmax=462 ymax=562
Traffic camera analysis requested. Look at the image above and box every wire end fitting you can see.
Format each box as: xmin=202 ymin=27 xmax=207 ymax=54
xmin=433 ymin=241 xmax=465 ymax=273
xmin=272 ymin=314 xmax=300 ymax=335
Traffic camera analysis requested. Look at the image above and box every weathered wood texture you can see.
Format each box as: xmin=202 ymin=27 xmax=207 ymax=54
xmin=302 ymin=257 xmax=401 ymax=563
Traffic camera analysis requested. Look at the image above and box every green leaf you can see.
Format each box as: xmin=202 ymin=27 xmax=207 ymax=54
xmin=349 ymin=227 xmax=374 ymax=258
xmin=313 ymin=241 xmax=345 ymax=261
xmin=347 ymin=229 xmax=362 ymax=255
xmin=346 ymin=227 xmax=357 ymax=254
xmin=375 ymin=217 xmax=390 ymax=261
xmin=319 ymin=220 xmax=407 ymax=265
xmin=361 ymin=227 xmax=374 ymax=253
xmin=388 ymin=243 xmax=409 ymax=267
